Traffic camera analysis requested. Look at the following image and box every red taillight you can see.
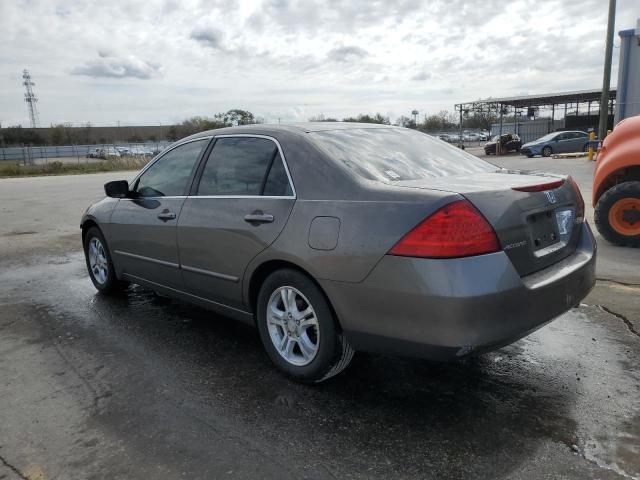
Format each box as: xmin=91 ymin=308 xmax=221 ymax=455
xmin=568 ymin=176 xmax=585 ymax=220
xmin=512 ymin=179 xmax=565 ymax=192
xmin=389 ymin=200 xmax=501 ymax=258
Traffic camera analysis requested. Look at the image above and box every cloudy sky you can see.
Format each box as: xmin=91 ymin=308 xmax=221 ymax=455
xmin=0 ymin=0 xmax=637 ymax=127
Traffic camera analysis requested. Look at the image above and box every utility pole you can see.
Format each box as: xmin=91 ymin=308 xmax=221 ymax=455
xmin=598 ymin=0 xmax=616 ymax=139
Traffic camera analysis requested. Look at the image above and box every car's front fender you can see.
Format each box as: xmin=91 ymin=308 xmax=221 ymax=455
xmin=80 ymin=197 xmax=119 ymax=233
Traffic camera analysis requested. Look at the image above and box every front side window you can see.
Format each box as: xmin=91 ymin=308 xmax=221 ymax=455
xmin=136 ymin=139 xmax=208 ymax=197
xmin=196 ymin=137 xmax=292 ymax=196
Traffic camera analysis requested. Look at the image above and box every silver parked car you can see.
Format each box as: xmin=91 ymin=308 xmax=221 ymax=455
xmin=81 ymin=123 xmax=596 ymax=383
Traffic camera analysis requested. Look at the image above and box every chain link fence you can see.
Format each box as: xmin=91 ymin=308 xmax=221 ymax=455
xmin=0 ymin=142 xmax=170 ymax=165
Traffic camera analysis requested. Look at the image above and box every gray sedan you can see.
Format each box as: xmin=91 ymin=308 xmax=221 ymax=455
xmin=520 ymin=130 xmax=590 ymax=157
xmin=81 ymin=123 xmax=596 ymax=383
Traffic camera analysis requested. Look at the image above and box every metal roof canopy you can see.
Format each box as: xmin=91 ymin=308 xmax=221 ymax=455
xmin=455 ymin=88 xmax=617 ymax=110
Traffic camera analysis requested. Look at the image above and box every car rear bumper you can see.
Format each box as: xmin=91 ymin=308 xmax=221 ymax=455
xmin=320 ymin=221 xmax=596 ymax=360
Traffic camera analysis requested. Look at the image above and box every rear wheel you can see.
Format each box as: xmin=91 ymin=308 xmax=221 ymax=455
xmin=582 ymin=143 xmax=590 ymax=153
xmin=542 ymin=146 xmax=553 ymax=157
xmin=594 ymin=181 xmax=640 ymax=247
xmin=256 ymin=269 xmax=354 ymax=383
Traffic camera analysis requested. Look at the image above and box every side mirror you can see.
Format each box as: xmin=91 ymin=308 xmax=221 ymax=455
xmin=104 ymin=180 xmax=129 ymax=198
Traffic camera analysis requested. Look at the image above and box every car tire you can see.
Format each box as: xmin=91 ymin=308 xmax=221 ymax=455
xmin=542 ymin=146 xmax=553 ymax=157
xmin=582 ymin=143 xmax=590 ymax=153
xmin=83 ymin=226 xmax=126 ymax=294
xmin=594 ymin=182 xmax=640 ymax=247
xmin=256 ymin=268 xmax=354 ymax=383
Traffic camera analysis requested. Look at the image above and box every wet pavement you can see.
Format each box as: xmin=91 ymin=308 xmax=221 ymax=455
xmin=1 ymin=169 xmax=639 ymax=479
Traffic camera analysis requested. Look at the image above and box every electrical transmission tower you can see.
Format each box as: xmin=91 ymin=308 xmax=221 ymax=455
xmin=22 ymin=69 xmax=40 ymax=128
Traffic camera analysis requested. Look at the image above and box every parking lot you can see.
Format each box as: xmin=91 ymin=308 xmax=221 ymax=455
xmin=0 ymin=154 xmax=639 ymax=479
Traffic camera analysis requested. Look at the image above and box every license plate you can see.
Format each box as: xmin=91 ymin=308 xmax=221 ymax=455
xmin=555 ymin=209 xmax=574 ymax=236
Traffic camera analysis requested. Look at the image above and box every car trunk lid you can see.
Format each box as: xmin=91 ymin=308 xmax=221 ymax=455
xmin=393 ymin=171 xmax=584 ymax=276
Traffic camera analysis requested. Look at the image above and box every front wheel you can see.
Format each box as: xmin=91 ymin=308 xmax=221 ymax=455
xmin=83 ymin=226 xmax=125 ymax=293
xmin=594 ymin=181 xmax=640 ymax=247
xmin=256 ymin=269 xmax=354 ymax=383
xmin=541 ymin=146 xmax=553 ymax=157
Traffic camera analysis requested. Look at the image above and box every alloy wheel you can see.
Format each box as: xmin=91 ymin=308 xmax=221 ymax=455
xmin=267 ymin=286 xmax=320 ymax=366
xmin=88 ymin=237 xmax=108 ymax=285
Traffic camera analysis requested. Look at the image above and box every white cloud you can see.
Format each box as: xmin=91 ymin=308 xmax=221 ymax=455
xmin=72 ymin=53 xmax=161 ymax=79
xmin=327 ymin=45 xmax=369 ymax=63
xmin=190 ymin=27 xmax=226 ymax=50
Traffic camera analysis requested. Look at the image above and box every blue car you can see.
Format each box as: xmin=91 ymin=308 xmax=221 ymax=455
xmin=520 ymin=131 xmax=590 ymax=157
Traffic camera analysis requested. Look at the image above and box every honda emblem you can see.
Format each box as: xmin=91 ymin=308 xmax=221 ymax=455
xmin=544 ymin=190 xmax=557 ymax=204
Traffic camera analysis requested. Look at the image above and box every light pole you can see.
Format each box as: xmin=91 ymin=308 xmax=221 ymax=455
xmin=598 ymin=0 xmax=616 ymax=139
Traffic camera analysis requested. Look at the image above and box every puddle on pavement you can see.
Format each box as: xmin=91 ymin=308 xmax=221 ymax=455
xmin=1 ymin=251 xmax=638 ymax=479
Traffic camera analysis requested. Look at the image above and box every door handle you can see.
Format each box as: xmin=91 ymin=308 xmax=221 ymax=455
xmin=244 ymin=213 xmax=274 ymax=224
xmin=157 ymin=210 xmax=176 ymax=221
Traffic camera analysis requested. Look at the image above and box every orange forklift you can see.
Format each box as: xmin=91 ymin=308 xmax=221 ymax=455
xmin=593 ymin=115 xmax=640 ymax=246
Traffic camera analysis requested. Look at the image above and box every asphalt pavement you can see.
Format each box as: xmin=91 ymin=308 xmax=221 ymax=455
xmin=0 ymin=159 xmax=639 ymax=479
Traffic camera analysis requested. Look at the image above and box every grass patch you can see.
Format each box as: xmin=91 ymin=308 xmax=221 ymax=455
xmin=0 ymin=156 xmax=149 ymax=178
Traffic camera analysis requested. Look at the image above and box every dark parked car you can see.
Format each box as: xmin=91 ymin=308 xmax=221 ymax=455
xmin=520 ymin=131 xmax=590 ymax=157
xmin=86 ymin=148 xmax=106 ymax=159
xmin=484 ymin=133 xmax=522 ymax=155
xmin=81 ymin=123 xmax=596 ymax=383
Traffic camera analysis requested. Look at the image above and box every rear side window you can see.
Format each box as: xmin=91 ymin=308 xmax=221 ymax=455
xmin=311 ymin=128 xmax=497 ymax=182
xmin=196 ymin=137 xmax=292 ymax=196
xmin=197 ymin=137 xmax=275 ymax=196
xmin=136 ymin=139 xmax=208 ymax=197
xmin=263 ymin=153 xmax=293 ymax=196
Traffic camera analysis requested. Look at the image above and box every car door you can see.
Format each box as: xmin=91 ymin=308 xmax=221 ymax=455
xmin=108 ymin=138 xmax=210 ymax=290
xmin=572 ymin=132 xmax=588 ymax=151
xmin=554 ymin=132 xmax=566 ymax=152
xmin=561 ymin=132 xmax=581 ymax=153
xmin=177 ymin=135 xmax=296 ymax=310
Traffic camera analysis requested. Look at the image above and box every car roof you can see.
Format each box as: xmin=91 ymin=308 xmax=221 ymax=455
xmin=189 ymin=121 xmax=399 ymax=139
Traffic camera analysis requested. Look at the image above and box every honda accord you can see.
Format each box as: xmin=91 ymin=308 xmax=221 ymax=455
xmin=81 ymin=123 xmax=596 ymax=383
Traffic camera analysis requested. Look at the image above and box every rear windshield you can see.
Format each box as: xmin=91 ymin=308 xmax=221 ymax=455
xmin=311 ymin=128 xmax=497 ymax=182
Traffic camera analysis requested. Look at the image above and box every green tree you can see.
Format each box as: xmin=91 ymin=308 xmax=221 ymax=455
xmin=342 ymin=113 xmax=390 ymax=124
xmin=308 ymin=114 xmax=338 ymax=122
xmin=0 ymin=126 xmax=45 ymax=146
xmin=127 ymin=134 xmax=144 ymax=143
xmin=215 ymin=109 xmax=256 ymax=126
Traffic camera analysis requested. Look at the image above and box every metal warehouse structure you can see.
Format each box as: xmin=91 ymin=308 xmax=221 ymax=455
xmin=455 ymin=88 xmax=617 ymax=142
